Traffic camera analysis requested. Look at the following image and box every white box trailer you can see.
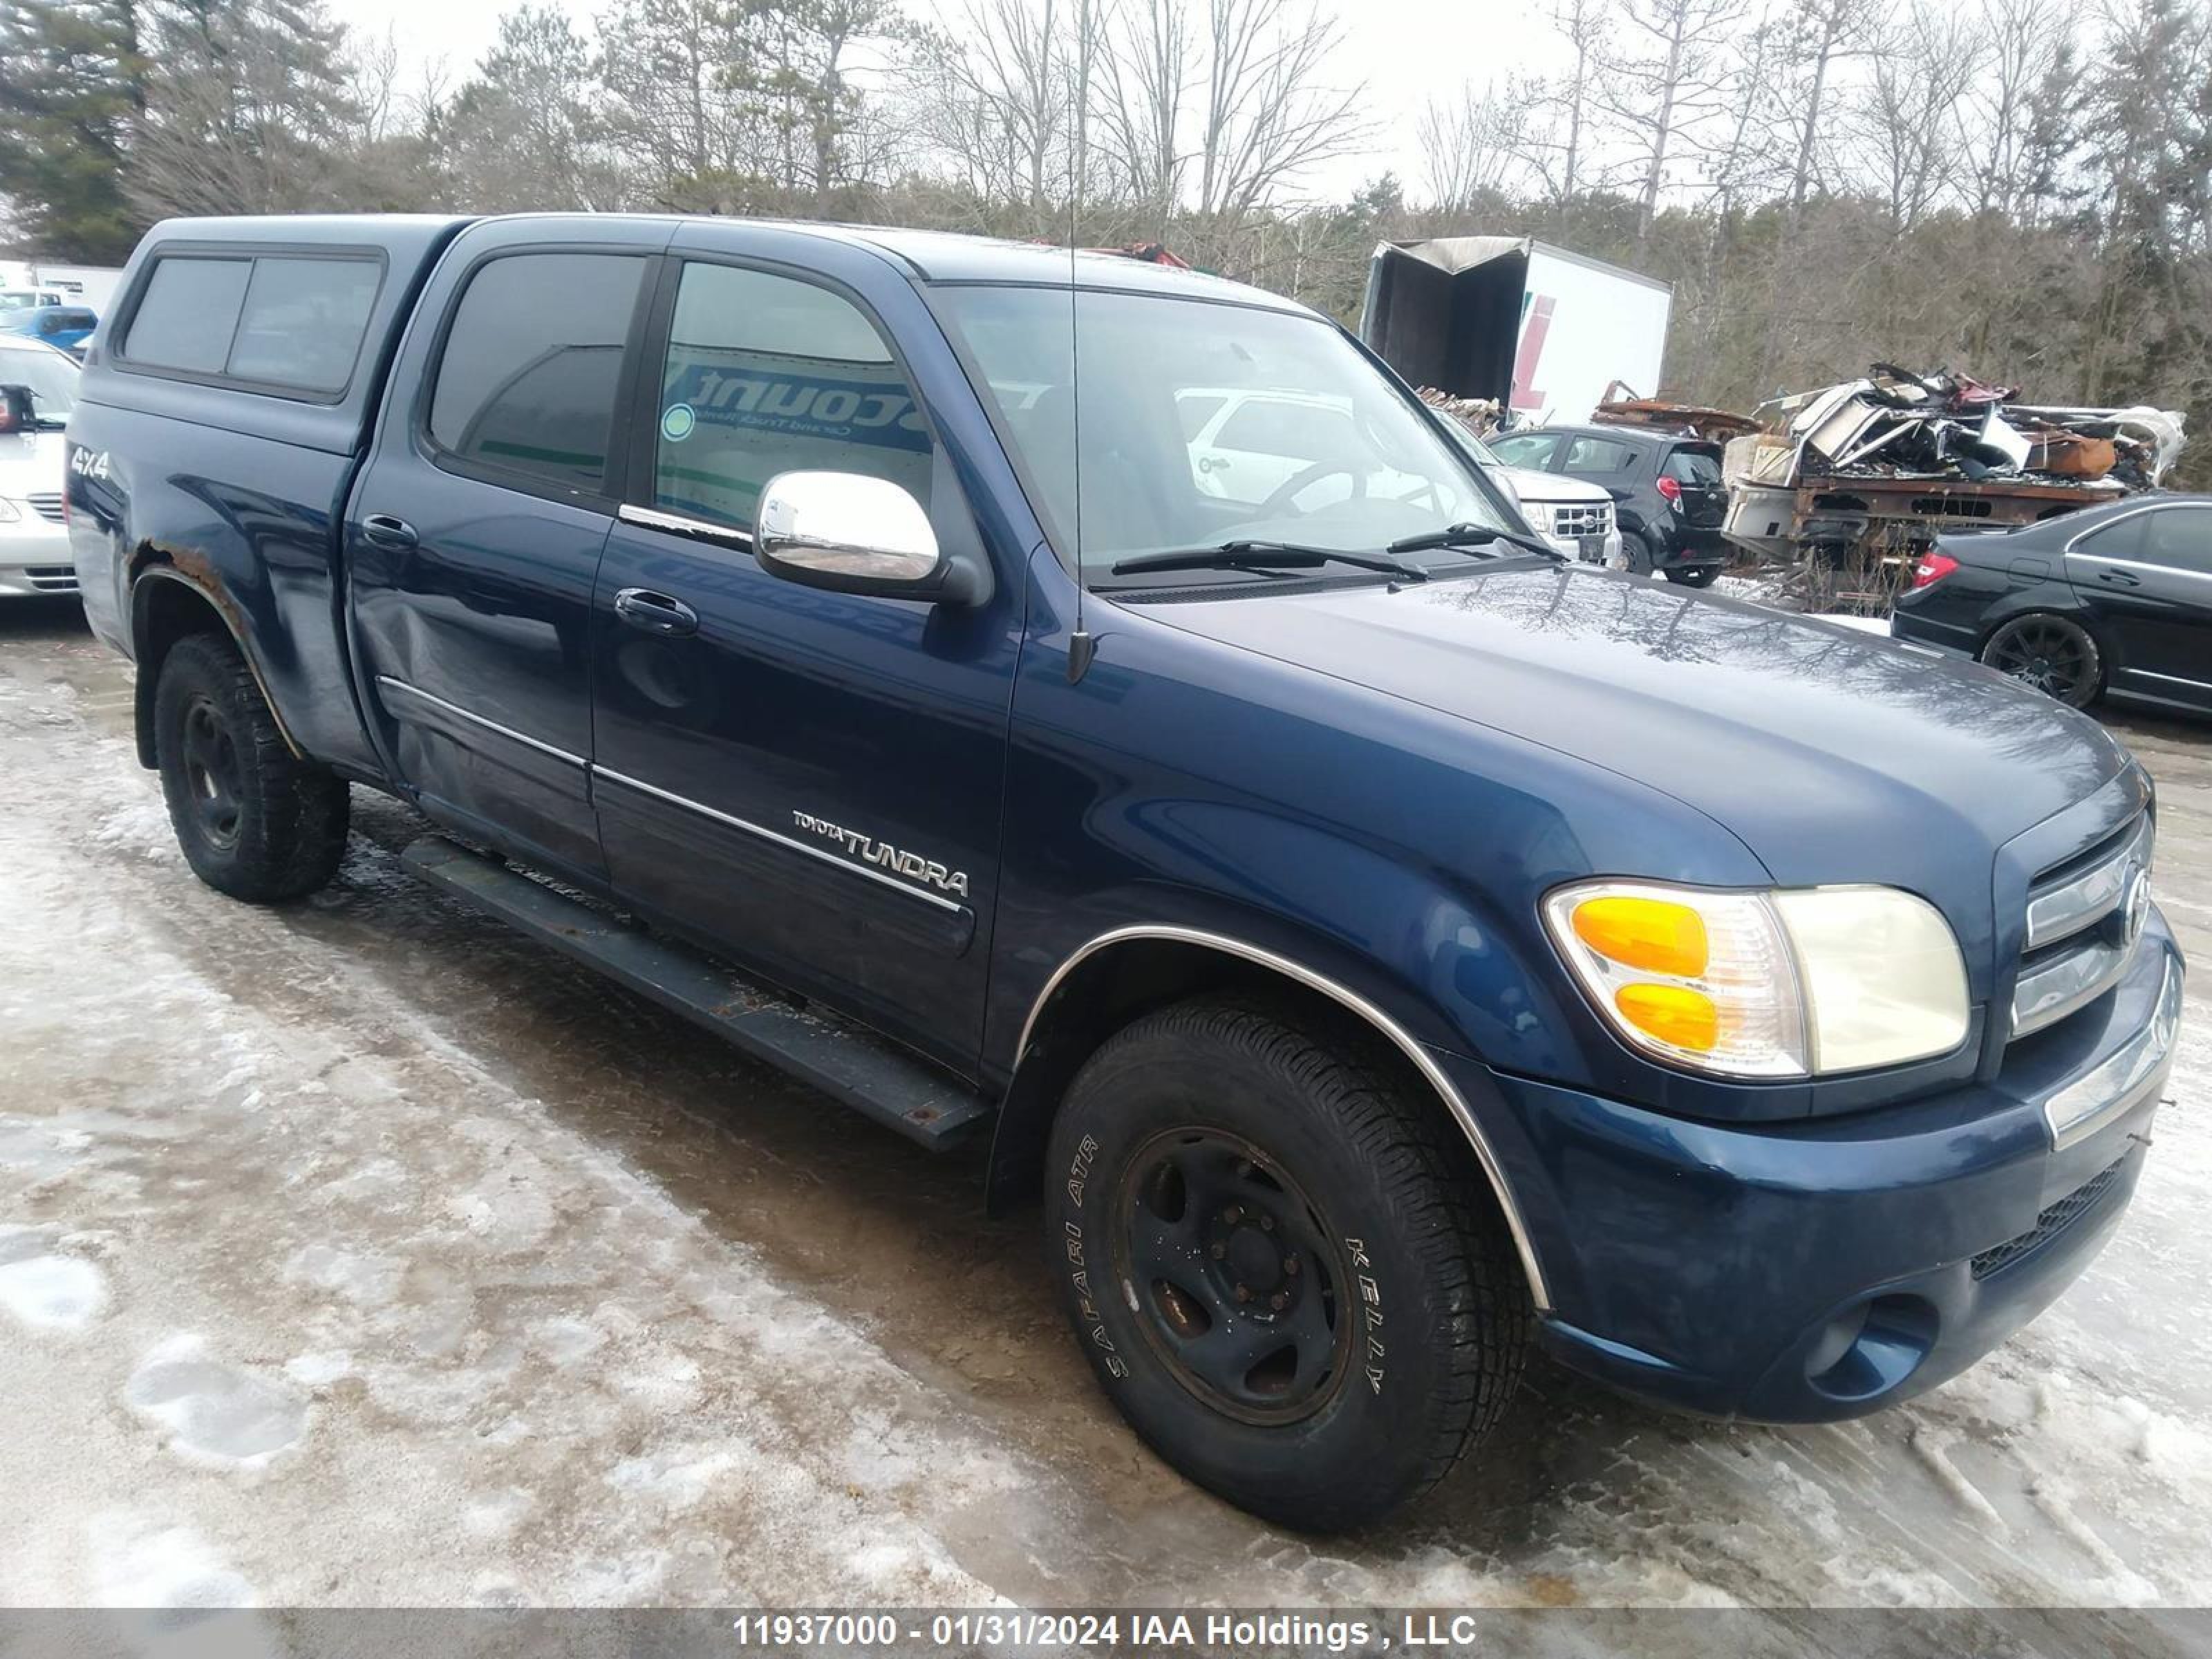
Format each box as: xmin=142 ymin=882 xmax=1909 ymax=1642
xmin=1358 ymin=237 xmax=1672 ymax=425
xmin=0 ymin=261 xmax=124 ymax=312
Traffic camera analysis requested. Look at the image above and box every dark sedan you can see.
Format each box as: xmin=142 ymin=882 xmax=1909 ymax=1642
xmin=1891 ymin=493 xmax=2212 ymax=714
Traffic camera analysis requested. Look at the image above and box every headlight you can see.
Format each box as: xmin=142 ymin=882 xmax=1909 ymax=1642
xmin=1543 ymin=880 xmax=1969 ymax=1078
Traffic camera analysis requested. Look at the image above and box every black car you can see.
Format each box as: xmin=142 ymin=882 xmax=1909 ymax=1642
xmin=1891 ymin=494 xmax=2212 ymax=715
xmin=1488 ymin=423 xmax=1729 ymax=585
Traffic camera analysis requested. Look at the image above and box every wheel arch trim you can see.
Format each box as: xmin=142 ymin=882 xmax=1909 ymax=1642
xmin=1015 ymin=924 xmax=1555 ymax=1311
xmin=131 ymin=563 xmax=306 ymax=762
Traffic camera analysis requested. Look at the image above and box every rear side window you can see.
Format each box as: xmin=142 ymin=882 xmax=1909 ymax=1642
xmin=428 ymin=252 xmax=648 ymax=495
xmin=1663 ymin=447 xmax=1723 ymax=486
xmin=122 ymin=252 xmax=382 ymax=394
xmin=2140 ymin=507 xmax=2212 ymax=576
xmin=1561 ymin=435 xmax=1636 ymax=473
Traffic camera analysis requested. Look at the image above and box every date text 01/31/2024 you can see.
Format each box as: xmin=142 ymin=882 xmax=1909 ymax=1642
xmin=724 ymin=1612 xmax=1400 ymax=1649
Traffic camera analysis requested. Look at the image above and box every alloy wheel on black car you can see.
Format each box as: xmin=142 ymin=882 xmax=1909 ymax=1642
xmin=1980 ymin=615 xmax=2102 ymax=709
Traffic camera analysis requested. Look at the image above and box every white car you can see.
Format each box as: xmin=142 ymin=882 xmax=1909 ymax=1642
xmin=1175 ymin=386 xmax=1621 ymax=565
xmin=0 ymin=333 xmax=77 ymax=597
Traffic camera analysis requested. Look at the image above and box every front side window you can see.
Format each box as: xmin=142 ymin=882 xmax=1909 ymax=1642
xmin=651 ymin=262 xmax=932 ymax=531
xmin=429 ymin=252 xmax=647 ymax=494
xmin=935 ymin=285 xmax=1506 ymax=580
xmin=2140 ymin=507 xmax=2212 ymax=577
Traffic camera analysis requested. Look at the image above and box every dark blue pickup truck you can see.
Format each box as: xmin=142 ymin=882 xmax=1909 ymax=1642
xmin=66 ymin=214 xmax=2184 ymax=1529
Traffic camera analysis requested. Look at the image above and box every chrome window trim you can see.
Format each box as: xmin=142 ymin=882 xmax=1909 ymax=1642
xmin=590 ymin=766 xmax=966 ymax=914
xmin=619 ymin=503 xmax=755 ymax=549
xmin=373 ymin=675 xmax=585 ymax=767
xmin=2025 ymin=814 xmax=2153 ymax=950
xmin=2065 ymin=500 xmax=2212 ymax=578
xmin=1014 ymin=924 xmax=1554 ymax=1311
xmin=2128 ymin=668 xmax=2212 ymax=688
xmin=2043 ymin=956 xmax=2182 ymax=1150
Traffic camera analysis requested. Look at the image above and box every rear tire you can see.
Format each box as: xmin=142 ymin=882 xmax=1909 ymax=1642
xmin=1664 ymin=563 xmax=1721 ymax=588
xmin=1978 ymin=613 xmax=2103 ymax=709
xmin=155 ymin=633 xmax=349 ymax=901
xmin=1620 ymin=529 xmax=1657 ymax=577
xmin=1042 ymin=997 xmax=1528 ymax=1530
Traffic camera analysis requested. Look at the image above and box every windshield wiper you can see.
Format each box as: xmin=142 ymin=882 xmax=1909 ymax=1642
xmin=1386 ymin=522 xmax=1563 ymax=561
xmin=1109 ymin=540 xmax=1430 ymax=581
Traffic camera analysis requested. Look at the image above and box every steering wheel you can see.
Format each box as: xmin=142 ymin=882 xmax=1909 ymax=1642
xmin=1259 ymin=462 xmax=1365 ymax=518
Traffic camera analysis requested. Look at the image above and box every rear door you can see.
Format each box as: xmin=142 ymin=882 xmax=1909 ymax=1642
xmin=2068 ymin=503 xmax=2212 ymax=711
xmin=1661 ymin=442 xmax=1727 ymax=532
xmin=348 ymin=221 xmax=666 ymax=879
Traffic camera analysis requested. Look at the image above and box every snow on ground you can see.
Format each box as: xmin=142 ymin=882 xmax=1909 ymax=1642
xmin=2 ymin=598 xmax=2210 ymax=1613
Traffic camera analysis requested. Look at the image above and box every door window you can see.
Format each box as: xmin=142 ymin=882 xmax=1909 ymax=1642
xmin=652 ymin=262 xmax=932 ymax=531
xmin=1488 ymin=432 xmax=1559 ymax=468
xmin=2139 ymin=507 xmax=2212 ymax=577
xmin=1560 ymin=435 xmax=1637 ymax=474
xmin=428 ymin=252 xmax=648 ymax=494
xmin=2074 ymin=512 xmax=2149 ymax=561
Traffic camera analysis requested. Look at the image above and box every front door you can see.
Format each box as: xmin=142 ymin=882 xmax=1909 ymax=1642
xmin=350 ymin=231 xmax=659 ymax=878
xmin=588 ymin=252 xmax=1024 ymax=1073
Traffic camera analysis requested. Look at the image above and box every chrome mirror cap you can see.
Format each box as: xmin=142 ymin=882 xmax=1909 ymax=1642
xmin=756 ymin=471 xmax=942 ymax=592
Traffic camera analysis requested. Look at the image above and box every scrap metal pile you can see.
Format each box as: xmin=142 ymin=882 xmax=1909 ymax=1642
xmin=1734 ymin=364 xmax=2186 ymax=494
xmin=1416 ymin=386 xmax=1506 ymax=436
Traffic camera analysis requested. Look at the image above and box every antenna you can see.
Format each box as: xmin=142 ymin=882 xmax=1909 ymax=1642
xmin=1065 ymin=73 xmax=1094 ymax=684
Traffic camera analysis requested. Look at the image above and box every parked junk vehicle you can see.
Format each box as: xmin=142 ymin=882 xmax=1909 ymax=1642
xmin=1418 ymin=389 xmax=1622 ymax=564
xmin=0 ymin=333 xmax=79 ymax=597
xmin=1489 ymin=423 xmax=1728 ymax=585
xmin=1591 ymin=383 xmax=1761 ymax=445
xmin=70 ymin=215 xmax=2186 ymax=1530
xmin=1358 ymin=236 xmax=1672 ymax=429
xmin=0 ymin=302 xmax=98 ymax=357
xmin=1722 ymin=364 xmax=2188 ymax=608
xmin=1892 ymin=494 xmax=2212 ymax=715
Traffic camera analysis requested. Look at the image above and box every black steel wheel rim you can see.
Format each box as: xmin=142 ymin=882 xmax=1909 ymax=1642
xmin=1111 ymin=1127 xmax=1351 ymax=1425
xmin=1987 ymin=620 xmax=2091 ymax=698
xmin=182 ymin=695 xmax=244 ymax=850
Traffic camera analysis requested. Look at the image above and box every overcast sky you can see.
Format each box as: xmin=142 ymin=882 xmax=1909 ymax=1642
xmin=341 ymin=0 xmax=1564 ymax=203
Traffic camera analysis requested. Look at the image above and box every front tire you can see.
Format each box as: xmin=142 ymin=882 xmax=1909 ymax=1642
xmin=155 ymin=633 xmax=349 ymax=901
xmin=1043 ymin=997 xmax=1528 ymax=1530
xmin=1979 ymin=613 xmax=2103 ymax=709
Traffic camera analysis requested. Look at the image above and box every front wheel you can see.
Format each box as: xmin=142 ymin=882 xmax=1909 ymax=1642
xmin=1043 ymin=997 xmax=1528 ymax=1530
xmin=156 ymin=633 xmax=350 ymax=901
xmin=1663 ymin=563 xmax=1721 ymax=588
xmin=1979 ymin=614 xmax=2103 ymax=709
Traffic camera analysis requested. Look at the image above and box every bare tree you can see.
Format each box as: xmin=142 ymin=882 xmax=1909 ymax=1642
xmin=1516 ymin=0 xmax=1606 ymax=205
xmin=1774 ymin=0 xmax=1878 ymax=218
xmin=1850 ymin=0 xmax=1987 ymax=234
xmin=1595 ymin=0 xmax=1747 ymax=245
xmin=1417 ymin=79 xmax=1530 ymax=212
xmin=1095 ymin=0 xmax=1191 ymax=235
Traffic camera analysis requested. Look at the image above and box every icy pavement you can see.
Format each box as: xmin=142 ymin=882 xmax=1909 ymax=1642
xmin=1 ymin=596 xmax=2209 ymax=1611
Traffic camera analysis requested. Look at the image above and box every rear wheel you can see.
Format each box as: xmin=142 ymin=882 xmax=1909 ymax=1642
xmin=156 ymin=633 xmax=349 ymax=901
xmin=1620 ymin=528 xmax=1657 ymax=577
xmin=1043 ymin=997 xmax=1528 ymax=1530
xmin=1979 ymin=614 xmax=2102 ymax=709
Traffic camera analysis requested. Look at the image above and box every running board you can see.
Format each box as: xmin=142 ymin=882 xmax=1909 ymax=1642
xmin=400 ymin=836 xmax=989 ymax=1150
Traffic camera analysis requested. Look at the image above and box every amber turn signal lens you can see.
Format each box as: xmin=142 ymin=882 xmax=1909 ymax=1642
xmin=1571 ymin=896 xmax=1709 ymax=978
xmin=1614 ymin=983 xmax=1721 ymax=1051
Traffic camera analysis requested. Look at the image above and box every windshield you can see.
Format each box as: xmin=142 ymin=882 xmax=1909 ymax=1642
xmin=935 ymin=285 xmax=1516 ymax=583
xmin=0 ymin=343 xmax=77 ymax=424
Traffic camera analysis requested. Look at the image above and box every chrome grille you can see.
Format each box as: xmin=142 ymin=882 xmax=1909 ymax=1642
xmin=1548 ymin=501 xmax=1613 ymax=538
xmin=25 ymin=492 xmax=65 ymax=525
xmin=2012 ymin=810 xmax=2153 ymax=1038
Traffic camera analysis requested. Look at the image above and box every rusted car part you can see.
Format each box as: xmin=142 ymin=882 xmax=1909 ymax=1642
xmin=1720 ymin=363 xmax=2188 ymax=611
xmin=1591 ymin=382 xmax=1761 ymax=442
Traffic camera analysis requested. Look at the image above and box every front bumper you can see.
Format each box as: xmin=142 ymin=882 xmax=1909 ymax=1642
xmin=1448 ymin=913 xmax=2182 ymax=1422
xmin=1543 ymin=526 xmax=1622 ymax=567
xmin=0 ymin=504 xmax=76 ymax=595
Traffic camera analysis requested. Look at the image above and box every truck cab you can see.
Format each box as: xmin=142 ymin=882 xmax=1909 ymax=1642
xmin=65 ymin=214 xmax=2186 ymax=1531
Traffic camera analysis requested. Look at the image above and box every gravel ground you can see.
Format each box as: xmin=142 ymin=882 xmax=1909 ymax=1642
xmin=1 ymin=593 xmax=2208 ymax=1613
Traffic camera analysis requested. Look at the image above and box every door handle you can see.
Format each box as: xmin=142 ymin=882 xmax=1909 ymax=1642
xmin=2097 ymin=569 xmax=2141 ymax=588
xmin=361 ymin=513 xmax=418 ymax=550
xmin=614 ymin=587 xmax=700 ymax=637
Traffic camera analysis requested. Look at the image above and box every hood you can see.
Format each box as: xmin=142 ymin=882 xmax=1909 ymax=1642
xmin=1495 ymin=464 xmax=1609 ymax=506
xmin=1142 ymin=563 xmax=2130 ymax=888
xmin=0 ymin=428 xmax=63 ymax=498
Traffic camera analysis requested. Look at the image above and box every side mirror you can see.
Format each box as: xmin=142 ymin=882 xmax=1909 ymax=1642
xmin=754 ymin=470 xmax=988 ymax=606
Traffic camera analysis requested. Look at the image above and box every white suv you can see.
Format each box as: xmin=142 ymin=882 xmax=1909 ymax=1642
xmin=0 ymin=334 xmax=77 ymax=597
